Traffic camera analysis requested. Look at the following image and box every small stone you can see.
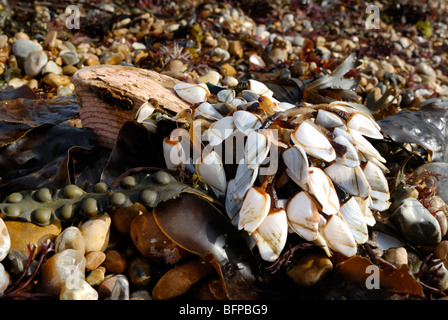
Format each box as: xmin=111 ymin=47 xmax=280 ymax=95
xmin=152 ymin=260 xmax=211 ymax=300
xmin=7 ymin=251 xmax=37 ymax=276
xmin=102 ymin=249 xmax=127 ymax=274
xmin=85 ymin=56 xmax=100 ymax=66
xmin=24 ymin=50 xmax=48 ymax=76
xmin=43 ymin=73 xmax=71 ymax=87
xmin=166 ymin=59 xmax=186 ymax=72
xmin=212 ymin=47 xmax=230 ymax=61
xmin=130 ymin=289 xmax=152 ymax=300
xmin=54 ymin=226 xmax=86 ymax=255
xmin=97 ymin=274 xmax=128 ymax=299
xmin=60 ymin=279 xmax=99 ymax=300
xmin=40 ymin=249 xmax=86 ymax=296
xmin=0 ymin=218 xmax=10 ymax=262
xmin=315 ymin=35 xmax=326 ymax=47
xmin=132 ymin=42 xmax=146 ymax=50
xmin=383 ymin=247 xmax=408 ymax=267
xmin=62 ymin=64 xmax=78 ymax=75
xmin=269 ymin=47 xmax=287 ymax=64
xmin=435 ymin=241 xmax=448 ymax=264
xmin=390 ymin=184 xmax=419 ymax=212
xmin=44 ymin=30 xmax=58 ymax=48
xmin=286 ymin=253 xmax=333 ymax=287
xmin=110 ymin=276 xmax=130 ymax=300
xmin=0 ymin=35 xmax=8 ymax=48
xmin=130 ymin=212 xmax=190 ymax=265
xmin=390 ymin=198 xmax=442 ymax=245
xmin=5 ymin=219 xmax=61 ymax=257
xmin=12 ymin=39 xmax=42 ymax=60
xmin=57 ymin=84 xmax=75 ymax=97
xmin=127 ymin=256 xmax=152 ymax=289
xmin=220 ymin=63 xmax=237 ymax=77
xmin=41 ymin=60 xmax=62 ymax=75
xmin=85 ymin=251 xmax=106 ymax=271
xmin=60 ymin=50 xmax=80 ymax=66
xmin=111 ymin=202 xmax=147 ymax=234
xmin=0 ymin=263 xmax=10 ymax=294
xmin=86 ymin=268 xmax=105 ymax=286
xmin=222 ymin=76 xmax=238 ymax=87
xmin=416 ymin=62 xmax=436 ymax=79
xmin=228 ymin=40 xmax=243 ymax=59
xmin=101 ymin=53 xmax=124 ymax=65
xmin=80 ymin=213 xmax=111 ymax=253
xmin=196 ymin=70 xmax=221 ymax=85
xmin=27 ymin=79 xmax=38 ymax=90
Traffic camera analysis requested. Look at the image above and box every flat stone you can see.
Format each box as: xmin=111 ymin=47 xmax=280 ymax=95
xmin=86 ymin=268 xmax=105 ymax=286
xmin=41 ymin=60 xmax=62 ymax=75
xmin=152 ymin=260 xmax=211 ymax=300
xmin=24 ymin=50 xmax=48 ymax=76
xmin=44 ymin=30 xmax=58 ymax=48
xmin=54 ymin=226 xmax=85 ymax=255
xmin=60 ymin=279 xmax=98 ymax=300
xmin=60 ymin=50 xmax=80 ymax=66
xmin=101 ymin=53 xmax=124 ymax=65
xmin=287 ymin=253 xmax=333 ymax=287
xmin=383 ymin=247 xmax=408 ymax=267
xmin=0 ymin=218 xmax=10 ymax=262
xmin=102 ymin=249 xmax=127 ymax=274
xmin=5 ymin=219 xmax=61 ymax=258
xmin=80 ymin=213 xmax=111 ymax=253
xmin=40 ymin=249 xmax=86 ymax=296
xmin=62 ymin=64 xmax=78 ymax=75
xmin=416 ymin=62 xmax=436 ymax=79
xmin=43 ymin=73 xmax=71 ymax=87
xmin=12 ymin=39 xmax=42 ymax=60
xmin=85 ymin=251 xmax=106 ymax=271
xmin=390 ymin=197 xmax=442 ymax=245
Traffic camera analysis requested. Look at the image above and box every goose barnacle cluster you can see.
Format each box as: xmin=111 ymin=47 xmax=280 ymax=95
xmin=137 ymin=75 xmax=391 ymax=262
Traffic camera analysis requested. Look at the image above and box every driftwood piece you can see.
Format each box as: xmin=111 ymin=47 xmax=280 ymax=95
xmin=73 ymin=65 xmax=191 ymax=148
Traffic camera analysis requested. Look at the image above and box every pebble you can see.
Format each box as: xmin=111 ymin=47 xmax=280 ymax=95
xmin=60 ymin=279 xmax=98 ymax=300
xmin=5 ymin=220 xmax=61 ymax=257
xmin=127 ymin=256 xmax=152 ymax=289
xmin=152 ymin=260 xmax=211 ymax=300
xmin=383 ymin=247 xmax=408 ymax=267
xmin=12 ymin=39 xmax=42 ymax=60
xmin=60 ymin=50 xmax=79 ymax=66
xmin=434 ymin=240 xmax=448 ymax=265
xmin=130 ymin=212 xmax=190 ymax=265
xmin=41 ymin=60 xmax=62 ymax=75
xmin=110 ymin=202 xmax=147 ymax=234
xmin=54 ymin=226 xmax=86 ymax=255
xmin=57 ymin=84 xmax=75 ymax=97
xmin=212 ymin=47 xmax=230 ymax=61
xmin=414 ymin=163 xmax=448 ymax=205
xmin=0 ymin=263 xmax=10 ymax=294
xmin=44 ymin=30 xmax=58 ymax=48
xmin=7 ymin=250 xmax=37 ymax=276
xmin=80 ymin=213 xmax=111 ymax=253
xmin=85 ymin=251 xmax=106 ymax=271
xmin=102 ymin=249 xmax=127 ymax=274
xmin=286 ymin=253 xmax=333 ymax=287
xmin=40 ymin=249 xmax=86 ymax=296
xmin=85 ymin=56 xmax=100 ymax=66
xmin=97 ymin=274 xmax=128 ymax=299
xmin=132 ymin=42 xmax=146 ymax=50
xmin=166 ymin=59 xmax=186 ymax=73
xmin=110 ymin=275 xmax=130 ymax=300
xmin=416 ymin=62 xmax=437 ymax=79
xmin=86 ymin=268 xmax=105 ymax=286
xmin=220 ymin=63 xmax=237 ymax=77
xmin=390 ymin=198 xmax=442 ymax=245
xmin=196 ymin=70 xmax=221 ymax=85
xmin=130 ymin=289 xmax=152 ymax=300
xmin=101 ymin=53 xmax=124 ymax=65
xmin=62 ymin=65 xmax=78 ymax=75
xmin=0 ymin=218 xmax=10 ymax=262
xmin=43 ymin=73 xmax=71 ymax=87
xmin=228 ymin=40 xmax=243 ymax=59
xmin=24 ymin=50 xmax=48 ymax=76
xmin=7 ymin=77 xmax=27 ymax=88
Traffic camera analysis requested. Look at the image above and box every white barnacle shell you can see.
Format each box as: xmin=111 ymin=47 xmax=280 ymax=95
xmin=233 ymin=110 xmax=262 ymax=135
xmin=174 ymin=82 xmax=210 ymax=104
xmin=244 ymin=130 xmax=271 ymax=169
xmin=306 ymin=167 xmax=340 ymax=216
xmin=204 ymin=116 xmax=234 ymax=146
xmin=253 ymin=208 xmax=288 ymax=262
xmin=324 ymin=162 xmax=371 ymax=198
xmin=238 ymin=187 xmax=271 ymax=233
xmin=346 ymin=112 xmax=383 ymax=140
xmin=291 ymin=121 xmax=336 ymax=162
xmin=321 ymin=214 xmax=357 ymax=257
xmin=162 ymin=128 xmax=190 ymax=170
xmin=339 ymin=197 xmax=369 ymax=244
xmin=282 ymin=144 xmax=309 ymax=187
xmin=196 ymin=150 xmax=227 ymax=196
xmin=217 ymin=89 xmax=236 ymax=103
xmin=194 ymin=102 xmax=223 ymax=121
xmin=286 ymin=191 xmax=320 ymax=241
